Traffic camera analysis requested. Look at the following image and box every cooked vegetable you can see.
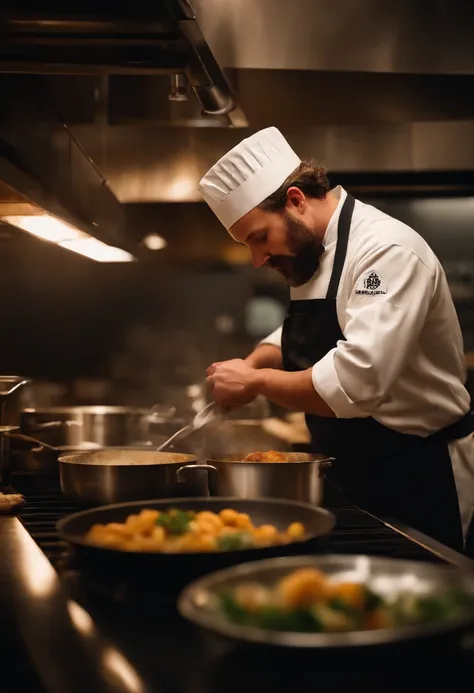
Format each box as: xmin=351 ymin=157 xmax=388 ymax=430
xmin=216 ymin=567 xmax=474 ymax=634
xmin=84 ymin=507 xmax=306 ymax=553
xmin=156 ymin=509 xmax=194 ymax=535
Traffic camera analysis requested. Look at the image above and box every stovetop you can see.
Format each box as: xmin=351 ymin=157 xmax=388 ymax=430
xmin=13 ymin=473 xmax=444 ymax=574
xmin=6 ymin=473 xmax=474 ymax=693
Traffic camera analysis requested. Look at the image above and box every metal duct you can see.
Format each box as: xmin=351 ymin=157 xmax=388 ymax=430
xmin=0 ymin=1 xmax=239 ymax=118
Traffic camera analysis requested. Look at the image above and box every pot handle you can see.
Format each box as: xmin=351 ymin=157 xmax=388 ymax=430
xmin=27 ymin=420 xmax=82 ymax=431
xmin=176 ymin=464 xmax=218 ymax=497
xmin=318 ymin=458 xmax=334 ymax=476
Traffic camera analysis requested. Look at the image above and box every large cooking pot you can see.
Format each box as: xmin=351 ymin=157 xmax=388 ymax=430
xmin=57 ymin=449 xmax=212 ymax=505
xmin=20 ymin=405 xmax=165 ymax=447
xmin=177 ymin=452 xmax=332 ymax=505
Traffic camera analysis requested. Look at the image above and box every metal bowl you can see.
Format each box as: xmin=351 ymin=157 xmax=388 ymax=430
xmin=178 ymin=554 xmax=474 ymax=649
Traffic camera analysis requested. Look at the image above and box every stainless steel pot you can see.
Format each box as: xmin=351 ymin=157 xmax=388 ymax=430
xmin=20 ymin=406 xmax=157 ymax=447
xmin=57 ymin=449 xmax=212 ymax=506
xmin=0 ymin=425 xmax=19 ymax=486
xmin=0 ymin=376 xmax=30 ymax=426
xmin=177 ymin=452 xmax=332 ymax=505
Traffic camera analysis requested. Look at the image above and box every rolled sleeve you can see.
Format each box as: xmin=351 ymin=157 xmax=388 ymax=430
xmin=259 ymin=326 xmax=282 ymax=349
xmin=312 ymin=348 xmax=369 ymax=418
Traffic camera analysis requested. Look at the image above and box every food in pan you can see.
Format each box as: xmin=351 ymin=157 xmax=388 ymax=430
xmin=216 ymin=567 xmax=474 ymax=633
xmin=242 ymin=450 xmax=289 ymax=462
xmin=85 ymin=507 xmax=306 ymax=553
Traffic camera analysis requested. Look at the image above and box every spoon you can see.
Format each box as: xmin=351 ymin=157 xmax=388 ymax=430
xmin=155 ymin=402 xmax=224 ymax=452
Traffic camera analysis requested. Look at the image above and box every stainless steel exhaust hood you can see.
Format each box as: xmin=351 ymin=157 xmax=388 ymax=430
xmin=0 ymin=1 xmax=238 ymax=118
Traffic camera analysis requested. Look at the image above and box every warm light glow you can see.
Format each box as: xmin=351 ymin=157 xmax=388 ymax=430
xmin=67 ymin=600 xmax=95 ymax=637
xmin=102 ymin=647 xmax=145 ymax=693
xmin=143 ymin=233 xmax=167 ymax=250
xmin=16 ymin=532 xmax=57 ymax=598
xmin=1 ymin=213 xmax=135 ymax=263
xmin=59 ymin=237 xmax=134 ymax=262
xmin=2 ymin=214 xmax=82 ymax=242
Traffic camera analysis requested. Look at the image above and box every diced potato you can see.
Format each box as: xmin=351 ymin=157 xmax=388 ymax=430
xmin=286 ymin=522 xmax=305 ymax=539
xmin=233 ymin=582 xmax=272 ymax=612
xmin=195 ymin=511 xmax=223 ymax=534
xmin=252 ymin=524 xmax=279 ymax=547
xmin=329 ymin=582 xmax=367 ymax=610
xmin=219 ymin=508 xmax=239 ymax=526
xmin=277 ymin=568 xmax=330 ymax=608
xmin=234 ymin=513 xmax=253 ymax=530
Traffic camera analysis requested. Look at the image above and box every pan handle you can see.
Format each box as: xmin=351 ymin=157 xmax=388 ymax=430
xmin=176 ymin=464 xmax=218 ymax=497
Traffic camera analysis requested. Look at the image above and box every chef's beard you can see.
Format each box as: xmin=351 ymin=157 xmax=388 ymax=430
xmin=266 ymin=214 xmax=324 ymax=287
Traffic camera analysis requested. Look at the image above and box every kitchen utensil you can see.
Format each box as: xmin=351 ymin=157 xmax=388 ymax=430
xmin=155 ymin=402 xmax=224 ymax=452
xmin=176 ymin=452 xmax=332 ymax=505
xmin=178 ymin=554 xmax=474 ymax=650
xmin=57 ymin=497 xmax=336 ymax=591
xmin=57 ymin=449 xmax=209 ymax=505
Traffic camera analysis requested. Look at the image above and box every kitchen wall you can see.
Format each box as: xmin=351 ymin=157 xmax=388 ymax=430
xmin=1 ymin=191 xmax=474 ymax=407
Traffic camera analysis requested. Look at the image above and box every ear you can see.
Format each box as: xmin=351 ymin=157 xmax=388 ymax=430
xmin=285 ymin=186 xmax=307 ymax=213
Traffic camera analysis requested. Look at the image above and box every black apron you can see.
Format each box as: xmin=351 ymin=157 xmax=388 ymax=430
xmin=281 ymin=193 xmax=473 ymax=553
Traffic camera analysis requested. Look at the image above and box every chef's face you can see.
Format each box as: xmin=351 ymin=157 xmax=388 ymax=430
xmin=230 ymin=203 xmax=324 ymax=287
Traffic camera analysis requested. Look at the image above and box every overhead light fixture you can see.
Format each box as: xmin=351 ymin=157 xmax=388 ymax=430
xmin=142 ymin=233 xmax=167 ymax=250
xmin=1 ymin=213 xmax=135 ymax=262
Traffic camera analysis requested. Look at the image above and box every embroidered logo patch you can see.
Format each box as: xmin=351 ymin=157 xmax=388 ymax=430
xmin=355 ymin=270 xmax=388 ymax=295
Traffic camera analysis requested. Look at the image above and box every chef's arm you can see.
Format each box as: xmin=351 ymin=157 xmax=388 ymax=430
xmin=250 ymin=367 xmax=335 ymax=416
xmin=245 ymin=326 xmax=283 ymax=369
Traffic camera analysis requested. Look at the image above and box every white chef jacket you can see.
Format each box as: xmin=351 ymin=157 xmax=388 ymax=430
xmin=261 ymin=186 xmax=471 ymax=437
xmin=261 ymin=186 xmax=474 ymax=541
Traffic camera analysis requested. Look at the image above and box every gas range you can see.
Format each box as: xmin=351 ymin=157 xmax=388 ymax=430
xmin=2 ymin=473 xmax=474 ymax=693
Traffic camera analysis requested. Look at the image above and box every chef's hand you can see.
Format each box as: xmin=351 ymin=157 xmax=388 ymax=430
xmin=206 ymin=359 xmax=257 ymax=409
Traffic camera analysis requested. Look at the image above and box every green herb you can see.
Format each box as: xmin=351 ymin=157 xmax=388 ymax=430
xmin=220 ymin=593 xmax=252 ymax=625
xmin=364 ymin=586 xmax=384 ymax=612
xmin=220 ymin=595 xmax=322 ymax=632
xmin=257 ymin=606 xmax=323 ymax=633
xmin=217 ymin=532 xmax=253 ymax=552
xmin=156 ymin=509 xmax=194 ymax=534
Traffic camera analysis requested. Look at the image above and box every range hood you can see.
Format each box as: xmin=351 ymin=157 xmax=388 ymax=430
xmin=0 ymin=1 xmax=241 ymax=254
xmin=1 ymin=0 xmax=474 ymax=213
xmin=0 ymin=1 xmax=238 ymax=117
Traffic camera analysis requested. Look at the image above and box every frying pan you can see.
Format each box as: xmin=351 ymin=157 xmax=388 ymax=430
xmin=57 ymin=497 xmax=336 ymax=591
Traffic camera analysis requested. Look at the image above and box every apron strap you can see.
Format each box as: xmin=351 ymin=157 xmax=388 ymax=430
xmin=431 ymin=410 xmax=474 ymax=444
xmin=326 ymin=193 xmax=355 ymax=300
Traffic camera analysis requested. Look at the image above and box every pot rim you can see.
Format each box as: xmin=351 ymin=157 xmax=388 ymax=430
xmin=207 ymin=452 xmax=333 ymax=465
xmin=58 ymin=450 xmax=198 ymax=466
xmin=22 ymin=406 xmax=151 ymax=415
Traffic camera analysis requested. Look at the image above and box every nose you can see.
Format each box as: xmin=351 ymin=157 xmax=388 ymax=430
xmin=250 ymin=248 xmax=269 ymax=269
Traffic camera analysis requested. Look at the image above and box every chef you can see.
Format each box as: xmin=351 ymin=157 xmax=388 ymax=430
xmin=200 ymin=126 xmax=474 ymax=554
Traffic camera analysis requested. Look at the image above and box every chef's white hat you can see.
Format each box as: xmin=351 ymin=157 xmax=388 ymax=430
xmin=198 ymin=127 xmax=301 ymax=230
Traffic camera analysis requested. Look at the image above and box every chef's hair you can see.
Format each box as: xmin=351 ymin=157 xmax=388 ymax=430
xmin=259 ymin=159 xmax=329 ymax=212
